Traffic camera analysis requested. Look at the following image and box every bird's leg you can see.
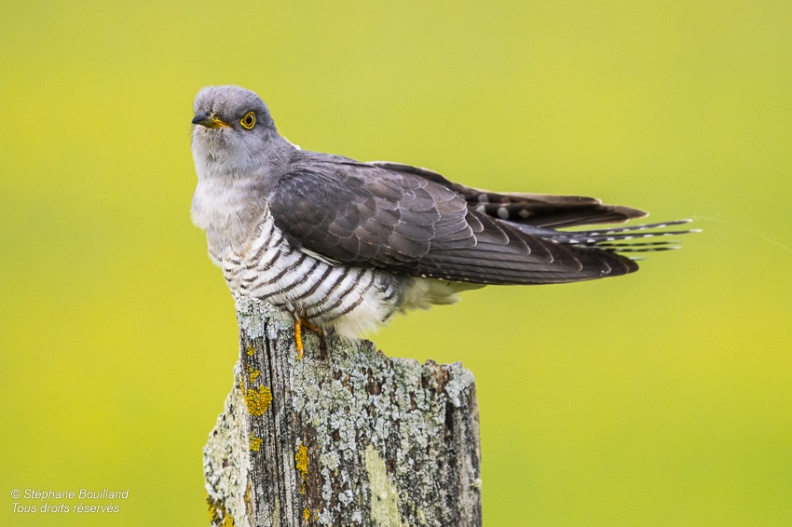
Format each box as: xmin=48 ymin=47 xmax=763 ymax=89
xmin=293 ymin=317 xmax=323 ymax=360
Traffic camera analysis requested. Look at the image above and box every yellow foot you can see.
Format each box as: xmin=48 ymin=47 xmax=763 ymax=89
xmin=294 ymin=318 xmax=322 ymax=360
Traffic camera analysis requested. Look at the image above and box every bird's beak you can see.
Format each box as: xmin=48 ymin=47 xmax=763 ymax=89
xmin=191 ymin=111 xmax=231 ymax=129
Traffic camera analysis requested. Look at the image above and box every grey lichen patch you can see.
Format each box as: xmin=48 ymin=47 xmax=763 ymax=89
xmin=365 ymin=444 xmax=403 ymax=527
xmin=443 ymin=363 xmax=475 ymax=407
xmin=235 ymin=296 xmax=291 ymax=340
xmin=287 ymin=328 xmax=478 ymax=525
xmin=204 ymin=362 xmax=252 ymax=527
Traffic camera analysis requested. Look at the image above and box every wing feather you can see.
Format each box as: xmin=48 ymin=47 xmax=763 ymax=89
xmin=370 ymin=161 xmax=647 ymax=227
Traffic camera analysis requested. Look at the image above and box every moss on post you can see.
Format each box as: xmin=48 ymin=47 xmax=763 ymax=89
xmin=204 ymin=298 xmax=482 ymax=526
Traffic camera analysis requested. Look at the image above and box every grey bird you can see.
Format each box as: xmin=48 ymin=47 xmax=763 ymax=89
xmin=190 ymin=85 xmax=692 ymax=342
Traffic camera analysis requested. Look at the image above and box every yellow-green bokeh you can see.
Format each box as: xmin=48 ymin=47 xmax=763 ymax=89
xmin=2 ymin=1 xmax=791 ymax=525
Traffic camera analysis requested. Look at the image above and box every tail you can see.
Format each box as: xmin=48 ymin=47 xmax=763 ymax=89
xmin=514 ymin=219 xmax=699 ymax=255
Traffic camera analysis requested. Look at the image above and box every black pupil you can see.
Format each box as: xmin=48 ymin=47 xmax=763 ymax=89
xmin=245 ymin=115 xmax=253 ymax=124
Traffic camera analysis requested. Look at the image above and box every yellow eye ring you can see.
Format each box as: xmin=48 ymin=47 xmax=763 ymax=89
xmin=240 ymin=111 xmax=256 ymax=130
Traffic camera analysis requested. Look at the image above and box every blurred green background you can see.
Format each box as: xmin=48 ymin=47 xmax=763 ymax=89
xmin=2 ymin=1 xmax=791 ymax=525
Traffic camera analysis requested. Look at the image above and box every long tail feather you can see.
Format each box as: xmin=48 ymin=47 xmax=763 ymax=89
xmin=513 ymin=219 xmax=699 ymax=254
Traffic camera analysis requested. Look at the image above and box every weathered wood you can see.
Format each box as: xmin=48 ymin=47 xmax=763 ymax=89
xmin=204 ymin=297 xmax=482 ymax=527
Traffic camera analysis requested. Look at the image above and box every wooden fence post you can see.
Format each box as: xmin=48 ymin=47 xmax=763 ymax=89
xmin=204 ymin=297 xmax=482 ymax=527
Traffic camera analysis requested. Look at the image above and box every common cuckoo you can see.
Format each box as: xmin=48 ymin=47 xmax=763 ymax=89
xmin=190 ymin=85 xmax=692 ymax=346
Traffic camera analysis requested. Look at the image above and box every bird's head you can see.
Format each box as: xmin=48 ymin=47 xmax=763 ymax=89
xmin=191 ymin=85 xmax=282 ymax=177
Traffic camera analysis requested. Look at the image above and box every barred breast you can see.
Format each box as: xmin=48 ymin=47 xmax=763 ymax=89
xmin=216 ymin=210 xmax=441 ymax=338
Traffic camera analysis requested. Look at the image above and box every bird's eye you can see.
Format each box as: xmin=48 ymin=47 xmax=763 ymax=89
xmin=240 ymin=111 xmax=256 ymax=130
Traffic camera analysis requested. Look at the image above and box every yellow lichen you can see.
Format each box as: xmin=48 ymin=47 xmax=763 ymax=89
xmin=295 ymin=443 xmax=309 ymax=494
xmin=246 ymin=345 xmax=255 ymax=356
xmin=249 ymin=435 xmax=262 ymax=452
xmin=244 ymin=386 xmax=273 ymax=416
xmin=295 ymin=443 xmax=309 ymax=476
xmin=207 ymin=494 xmax=235 ymax=527
xmin=246 ymin=364 xmax=260 ymax=383
xmin=303 ymin=508 xmax=311 ymax=522
xmin=206 ymin=493 xmax=217 ymax=523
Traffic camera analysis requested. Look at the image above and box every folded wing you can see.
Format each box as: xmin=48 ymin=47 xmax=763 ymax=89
xmin=268 ymin=156 xmax=640 ymax=285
